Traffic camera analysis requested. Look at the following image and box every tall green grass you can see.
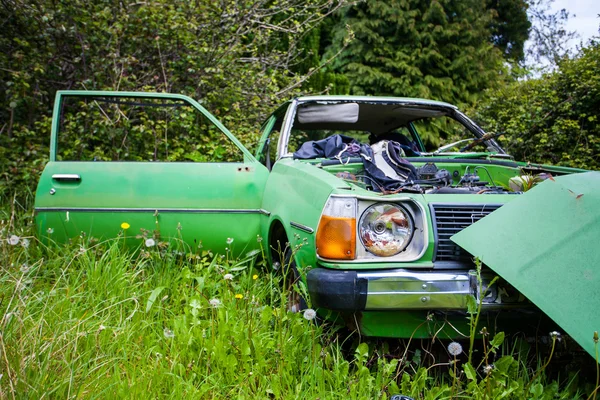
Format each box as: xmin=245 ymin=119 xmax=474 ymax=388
xmin=0 ymin=206 xmax=595 ymax=399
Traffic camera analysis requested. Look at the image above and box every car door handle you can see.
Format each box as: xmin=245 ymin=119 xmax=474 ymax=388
xmin=52 ymin=174 xmax=81 ymax=182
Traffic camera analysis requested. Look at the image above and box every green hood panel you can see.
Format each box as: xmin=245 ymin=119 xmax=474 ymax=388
xmin=451 ymin=172 xmax=600 ymax=359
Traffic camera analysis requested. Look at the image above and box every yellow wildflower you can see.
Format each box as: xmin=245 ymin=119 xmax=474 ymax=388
xmin=121 ymin=222 xmax=130 ymax=229
xmin=252 ymin=274 xmax=258 ymax=280
xmin=235 ymin=294 xmax=243 ymax=299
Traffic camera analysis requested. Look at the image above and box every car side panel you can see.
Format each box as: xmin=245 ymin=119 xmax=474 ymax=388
xmin=260 ymin=158 xmax=348 ymax=269
xmin=35 ymin=160 xmax=269 ymax=254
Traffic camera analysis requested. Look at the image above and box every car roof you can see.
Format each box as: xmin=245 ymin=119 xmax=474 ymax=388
xmin=293 ymin=95 xmax=458 ymax=110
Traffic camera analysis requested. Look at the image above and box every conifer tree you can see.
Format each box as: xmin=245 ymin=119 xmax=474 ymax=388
xmin=313 ymin=0 xmax=516 ymax=106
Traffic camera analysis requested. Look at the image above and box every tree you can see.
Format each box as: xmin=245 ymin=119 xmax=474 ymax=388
xmin=313 ymin=0 xmax=509 ymax=107
xmin=524 ymin=0 xmax=577 ymax=70
xmin=475 ymin=40 xmax=600 ymax=170
xmin=0 ymin=0 xmax=349 ymax=194
xmin=487 ymin=0 xmax=531 ymax=62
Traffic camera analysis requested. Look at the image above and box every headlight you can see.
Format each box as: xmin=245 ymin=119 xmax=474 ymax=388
xmin=359 ymin=203 xmax=413 ymax=256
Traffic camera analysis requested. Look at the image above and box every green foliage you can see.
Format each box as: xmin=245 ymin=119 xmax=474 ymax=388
xmin=475 ymin=41 xmax=600 ymax=170
xmin=487 ymin=0 xmax=531 ymax=61
xmin=0 ymin=0 xmax=348 ymax=195
xmin=0 ymin=210 xmax=594 ymax=398
xmin=57 ymin=95 xmax=243 ymax=162
xmin=312 ymin=0 xmax=513 ymax=106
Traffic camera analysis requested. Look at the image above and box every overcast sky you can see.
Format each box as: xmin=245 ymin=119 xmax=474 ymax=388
xmin=552 ymin=0 xmax=600 ymax=48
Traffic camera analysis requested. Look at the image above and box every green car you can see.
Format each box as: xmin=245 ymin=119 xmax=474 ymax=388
xmin=35 ymin=91 xmax=591 ymax=343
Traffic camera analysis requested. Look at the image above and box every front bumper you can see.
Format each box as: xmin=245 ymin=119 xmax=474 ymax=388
xmin=307 ymin=267 xmax=519 ymax=312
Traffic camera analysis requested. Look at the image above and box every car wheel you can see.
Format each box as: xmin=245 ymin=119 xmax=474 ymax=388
xmin=275 ymin=244 xmax=308 ymax=313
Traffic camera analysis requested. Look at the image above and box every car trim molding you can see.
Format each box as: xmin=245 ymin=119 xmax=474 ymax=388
xmin=290 ymin=221 xmax=314 ymax=234
xmin=35 ymin=207 xmax=271 ymax=215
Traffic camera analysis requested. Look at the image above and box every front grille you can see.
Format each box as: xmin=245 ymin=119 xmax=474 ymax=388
xmin=431 ymin=204 xmax=502 ymax=262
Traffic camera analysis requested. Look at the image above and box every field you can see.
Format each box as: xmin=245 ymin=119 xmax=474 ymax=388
xmin=0 ymin=204 xmax=596 ymax=399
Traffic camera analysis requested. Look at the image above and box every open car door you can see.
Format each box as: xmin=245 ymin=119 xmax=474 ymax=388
xmin=35 ymin=91 xmax=269 ymax=254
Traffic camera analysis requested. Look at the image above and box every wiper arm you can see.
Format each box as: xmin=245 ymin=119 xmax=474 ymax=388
xmin=433 ymin=138 xmax=475 ymax=155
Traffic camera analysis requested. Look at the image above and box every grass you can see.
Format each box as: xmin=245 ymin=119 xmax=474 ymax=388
xmin=0 ymin=205 xmax=596 ymax=399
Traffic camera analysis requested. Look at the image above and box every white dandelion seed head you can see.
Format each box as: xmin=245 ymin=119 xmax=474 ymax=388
xmin=8 ymin=235 xmax=20 ymax=245
xmin=447 ymin=341 xmax=463 ymax=356
xmin=163 ymin=328 xmax=175 ymax=338
xmin=549 ymin=331 xmax=562 ymax=342
xmin=145 ymin=238 xmax=156 ymax=247
xmin=303 ymin=308 xmax=317 ymax=321
xmin=226 ymin=237 xmax=234 ymax=245
xmin=209 ymin=298 xmax=221 ymax=308
xmin=223 ymin=273 xmax=234 ymax=281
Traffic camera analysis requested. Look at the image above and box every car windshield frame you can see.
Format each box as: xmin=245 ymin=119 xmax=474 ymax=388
xmin=276 ymin=97 xmax=505 ymax=159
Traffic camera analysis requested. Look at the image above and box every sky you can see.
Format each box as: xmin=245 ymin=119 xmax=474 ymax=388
xmin=552 ymin=0 xmax=600 ymax=49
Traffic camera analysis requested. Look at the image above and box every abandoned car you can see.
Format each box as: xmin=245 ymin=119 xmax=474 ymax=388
xmin=35 ymin=91 xmax=596 ymax=354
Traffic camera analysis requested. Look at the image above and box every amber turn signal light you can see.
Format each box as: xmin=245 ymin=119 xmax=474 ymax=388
xmin=316 ymin=215 xmax=356 ymax=260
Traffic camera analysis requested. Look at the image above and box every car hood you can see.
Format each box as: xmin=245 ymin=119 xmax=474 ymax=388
xmin=451 ymin=171 xmax=600 ymax=359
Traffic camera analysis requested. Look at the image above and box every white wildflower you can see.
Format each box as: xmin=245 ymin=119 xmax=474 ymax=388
xmin=21 ymin=238 xmax=30 ymax=248
xmin=8 ymin=235 xmax=20 ymax=245
xmin=223 ymin=273 xmax=234 ymax=281
xmin=483 ymin=364 xmax=494 ymax=375
xmin=20 ymin=264 xmax=30 ymax=273
xmin=447 ymin=342 xmax=463 ymax=356
xmin=209 ymin=298 xmax=221 ymax=308
xmin=46 ymin=228 xmax=54 ymax=234
xmin=550 ymin=331 xmax=562 ymax=342
xmin=145 ymin=238 xmax=156 ymax=247
xmin=163 ymin=328 xmax=175 ymax=338
xmin=256 ymin=235 xmax=263 ymax=243
xmin=226 ymin=237 xmax=234 ymax=245
xmin=303 ymin=308 xmax=317 ymax=321
xmin=98 ymin=324 xmax=106 ymax=332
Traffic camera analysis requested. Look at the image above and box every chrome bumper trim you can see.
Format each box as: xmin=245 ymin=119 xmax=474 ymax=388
xmin=358 ymin=270 xmax=473 ymax=310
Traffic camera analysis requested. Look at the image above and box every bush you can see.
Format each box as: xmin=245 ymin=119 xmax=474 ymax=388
xmin=474 ymin=41 xmax=600 ymax=170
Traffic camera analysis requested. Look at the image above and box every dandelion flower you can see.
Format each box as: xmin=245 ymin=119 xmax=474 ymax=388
xmin=8 ymin=235 xmax=20 ymax=245
xmin=303 ymin=308 xmax=317 ymax=321
xmin=235 ymin=294 xmax=243 ymax=299
xmin=226 ymin=237 xmax=234 ymax=245
xmin=447 ymin=342 xmax=463 ymax=356
xmin=223 ymin=273 xmax=234 ymax=281
xmin=209 ymin=298 xmax=221 ymax=308
xmin=145 ymin=238 xmax=156 ymax=247
xmin=163 ymin=328 xmax=175 ymax=338
xmin=253 ymin=274 xmax=258 ymax=280
xmin=121 ymin=222 xmax=130 ymax=229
